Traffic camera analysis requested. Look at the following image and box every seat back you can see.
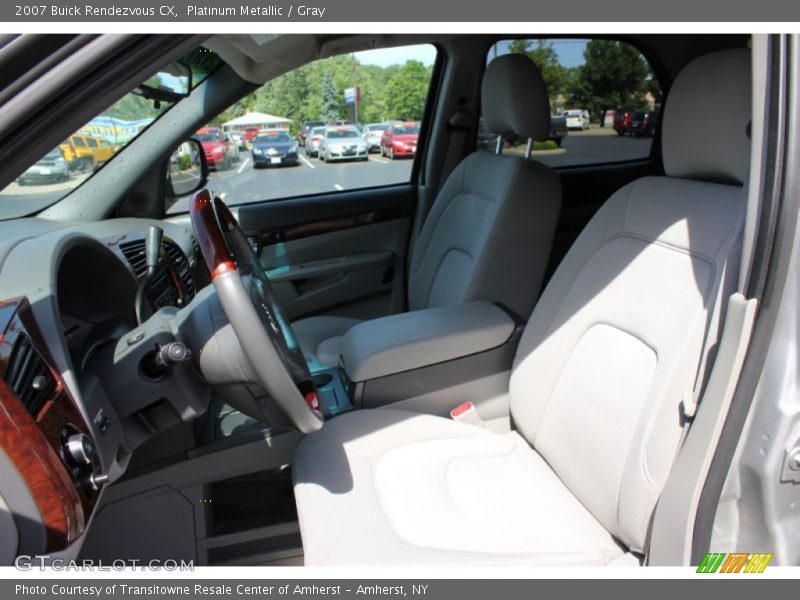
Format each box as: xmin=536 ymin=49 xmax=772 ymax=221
xmin=407 ymin=54 xmax=561 ymax=318
xmin=508 ymin=49 xmax=751 ymax=553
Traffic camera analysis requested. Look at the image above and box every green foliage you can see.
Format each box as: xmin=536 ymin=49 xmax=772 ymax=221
xmin=215 ymin=54 xmax=433 ymax=132
xmin=567 ymin=40 xmax=654 ymax=121
xmin=320 ymin=70 xmax=341 ymax=122
xmin=382 ymin=61 xmax=431 ymax=121
xmin=533 ymin=140 xmax=558 ymax=151
xmin=178 ymin=154 xmax=192 ymax=170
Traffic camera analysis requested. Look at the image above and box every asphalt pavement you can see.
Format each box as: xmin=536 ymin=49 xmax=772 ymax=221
xmin=0 ymin=131 xmax=655 ymax=219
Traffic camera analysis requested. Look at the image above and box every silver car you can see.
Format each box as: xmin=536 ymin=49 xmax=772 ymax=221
xmin=319 ymin=126 xmax=368 ymax=162
xmin=17 ymin=149 xmax=70 ymax=185
xmin=305 ymin=126 xmax=326 ymax=157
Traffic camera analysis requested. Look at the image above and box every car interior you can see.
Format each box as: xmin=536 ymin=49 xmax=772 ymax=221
xmin=0 ymin=33 xmax=795 ymax=567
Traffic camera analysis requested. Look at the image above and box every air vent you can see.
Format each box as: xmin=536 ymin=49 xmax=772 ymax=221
xmin=4 ymin=336 xmax=56 ymax=417
xmin=119 ymin=239 xmax=147 ymax=278
xmin=164 ymin=240 xmax=196 ymax=301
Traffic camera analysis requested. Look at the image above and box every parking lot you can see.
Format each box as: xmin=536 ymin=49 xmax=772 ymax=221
xmin=0 ymin=130 xmax=654 ymax=219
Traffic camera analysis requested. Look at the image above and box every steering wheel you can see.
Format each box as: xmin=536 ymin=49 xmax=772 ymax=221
xmin=190 ymin=189 xmax=323 ymax=433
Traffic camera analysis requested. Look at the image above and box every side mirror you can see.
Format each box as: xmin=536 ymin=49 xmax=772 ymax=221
xmin=166 ymin=138 xmax=208 ymax=198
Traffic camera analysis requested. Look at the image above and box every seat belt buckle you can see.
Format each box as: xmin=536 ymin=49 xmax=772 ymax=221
xmin=681 ymin=391 xmax=698 ymax=419
xmin=450 ymin=402 xmax=482 ymax=425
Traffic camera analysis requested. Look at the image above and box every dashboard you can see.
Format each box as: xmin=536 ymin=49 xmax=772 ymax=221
xmin=0 ymin=215 xmax=204 ymax=556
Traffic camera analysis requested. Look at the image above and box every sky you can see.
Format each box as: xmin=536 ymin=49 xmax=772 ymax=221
xmin=356 ymin=39 xmax=589 ymax=69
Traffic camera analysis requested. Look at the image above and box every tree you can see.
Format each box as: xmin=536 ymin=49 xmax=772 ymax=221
xmin=320 ymin=70 xmax=341 ymax=122
xmin=508 ymin=39 xmax=568 ymax=112
xmin=382 ymin=61 xmax=432 ymax=121
xmin=567 ymin=40 xmax=650 ymax=122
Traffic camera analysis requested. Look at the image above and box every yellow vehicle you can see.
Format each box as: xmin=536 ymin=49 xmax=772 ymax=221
xmin=59 ymin=133 xmax=117 ymax=171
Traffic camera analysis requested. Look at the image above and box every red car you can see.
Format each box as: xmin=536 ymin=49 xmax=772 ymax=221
xmin=244 ymin=127 xmax=260 ymax=142
xmin=195 ymin=127 xmax=235 ymax=169
xmin=380 ymin=122 xmax=420 ymax=159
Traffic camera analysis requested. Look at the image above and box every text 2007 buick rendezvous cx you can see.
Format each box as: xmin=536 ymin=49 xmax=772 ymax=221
xmin=0 ymin=33 xmax=797 ymax=567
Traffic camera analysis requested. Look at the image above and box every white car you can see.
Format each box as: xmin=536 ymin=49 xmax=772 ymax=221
xmin=563 ymin=109 xmax=590 ymax=130
xmin=362 ymin=123 xmax=390 ymax=152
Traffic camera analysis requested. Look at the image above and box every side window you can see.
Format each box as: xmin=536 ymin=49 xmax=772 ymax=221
xmin=87 ymin=138 xmax=98 ymax=148
xmin=169 ymin=44 xmax=437 ymax=212
xmin=72 ymin=136 xmax=85 ymax=147
xmin=482 ymin=39 xmax=662 ymax=168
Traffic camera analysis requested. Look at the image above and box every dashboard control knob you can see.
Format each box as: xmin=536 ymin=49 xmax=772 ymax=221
xmin=155 ymin=341 xmax=192 ymax=368
xmin=64 ymin=433 xmax=95 ymax=466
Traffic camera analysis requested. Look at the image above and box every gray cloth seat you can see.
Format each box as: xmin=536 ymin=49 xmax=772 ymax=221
xmin=293 ymin=48 xmax=751 ymax=566
xmin=292 ymin=54 xmax=562 ymax=367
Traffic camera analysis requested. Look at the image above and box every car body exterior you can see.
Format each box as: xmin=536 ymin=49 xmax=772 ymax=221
xmin=319 ymin=126 xmax=368 ymax=162
xmin=613 ymin=108 xmax=639 ymax=136
xmin=548 ymin=115 xmax=569 ymax=146
xmin=299 ymin=120 xmax=326 ymax=146
xmin=380 ymin=122 xmax=420 ymax=158
xmin=362 ymin=123 xmax=391 ymax=152
xmin=58 ymin=133 xmax=116 ymax=171
xmin=17 ymin=149 xmax=70 ymax=185
xmin=229 ymin=130 xmax=247 ymax=149
xmin=629 ymin=110 xmax=659 ymax=137
xmin=563 ymin=109 xmax=590 ymax=130
xmin=305 ymin=126 xmax=326 ymax=157
xmin=252 ymin=128 xmax=299 ymax=167
xmin=195 ymin=127 xmax=237 ymax=169
xmin=243 ymin=127 xmax=260 ymax=143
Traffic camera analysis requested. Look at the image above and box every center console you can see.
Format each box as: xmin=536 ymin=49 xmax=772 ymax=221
xmin=312 ymin=301 xmax=522 ymax=419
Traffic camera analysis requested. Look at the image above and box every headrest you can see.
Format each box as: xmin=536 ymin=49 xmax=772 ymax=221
xmin=662 ymin=48 xmax=751 ymax=184
xmin=482 ymin=54 xmax=550 ymax=141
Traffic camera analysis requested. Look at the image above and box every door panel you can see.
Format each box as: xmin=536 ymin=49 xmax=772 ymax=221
xmin=235 ymin=184 xmax=415 ymax=321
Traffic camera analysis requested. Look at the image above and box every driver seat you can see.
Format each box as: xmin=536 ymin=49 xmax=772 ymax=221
xmin=292 ymin=48 xmax=751 ymax=566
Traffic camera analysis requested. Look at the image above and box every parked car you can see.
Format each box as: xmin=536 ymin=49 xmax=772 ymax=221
xmin=298 ymin=120 xmax=326 ymax=146
xmin=16 ymin=148 xmax=70 ymax=185
xmin=243 ymin=127 xmax=261 ymax=143
xmin=252 ymin=128 xmax=299 ymax=167
xmin=549 ymin=114 xmax=569 ymax=146
xmin=362 ymin=123 xmax=391 ymax=152
xmin=195 ymin=127 xmax=237 ymax=170
xmin=305 ymin=126 xmax=326 ymax=157
xmin=563 ymin=109 xmax=590 ymax=130
xmin=229 ymin=130 xmax=247 ymax=150
xmin=613 ymin=108 xmax=639 ymax=136
xmin=629 ymin=109 xmax=659 ymax=137
xmin=380 ymin=122 xmax=420 ymax=159
xmin=58 ymin=133 xmax=115 ymax=172
xmin=319 ymin=126 xmax=368 ymax=162
xmin=224 ymin=133 xmax=241 ymax=162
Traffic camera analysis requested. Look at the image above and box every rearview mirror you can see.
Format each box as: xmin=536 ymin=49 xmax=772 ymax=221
xmin=133 ymin=61 xmax=192 ymax=104
xmin=166 ymin=138 xmax=207 ymax=199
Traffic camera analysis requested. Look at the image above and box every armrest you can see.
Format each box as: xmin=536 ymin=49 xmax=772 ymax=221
xmin=340 ymin=301 xmax=516 ymax=382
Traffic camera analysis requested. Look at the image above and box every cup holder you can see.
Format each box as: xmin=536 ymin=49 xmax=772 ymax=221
xmin=312 ymin=373 xmax=333 ymax=388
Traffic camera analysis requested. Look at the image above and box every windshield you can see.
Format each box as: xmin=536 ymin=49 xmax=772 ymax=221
xmin=326 ymin=129 xmax=360 ymax=139
xmin=0 ymin=47 xmax=222 ymax=221
xmin=255 ymin=131 xmax=292 ymax=143
xmin=393 ymin=124 xmax=419 ymax=135
xmin=196 ymin=132 xmax=221 ymax=142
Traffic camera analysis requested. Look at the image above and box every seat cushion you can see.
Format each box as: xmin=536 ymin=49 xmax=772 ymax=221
xmin=293 ymin=409 xmax=624 ymax=566
xmin=292 ymin=316 xmax=362 ymax=369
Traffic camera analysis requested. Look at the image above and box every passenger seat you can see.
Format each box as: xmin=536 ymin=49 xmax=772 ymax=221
xmin=293 ymin=54 xmax=562 ymax=368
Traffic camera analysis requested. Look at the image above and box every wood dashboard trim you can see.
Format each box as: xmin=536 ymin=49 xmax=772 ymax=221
xmin=0 ymin=297 xmax=96 ymax=551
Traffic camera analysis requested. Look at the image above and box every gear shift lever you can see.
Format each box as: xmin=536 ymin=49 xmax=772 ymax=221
xmin=135 ymin=226 xmax=163 ymax=325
